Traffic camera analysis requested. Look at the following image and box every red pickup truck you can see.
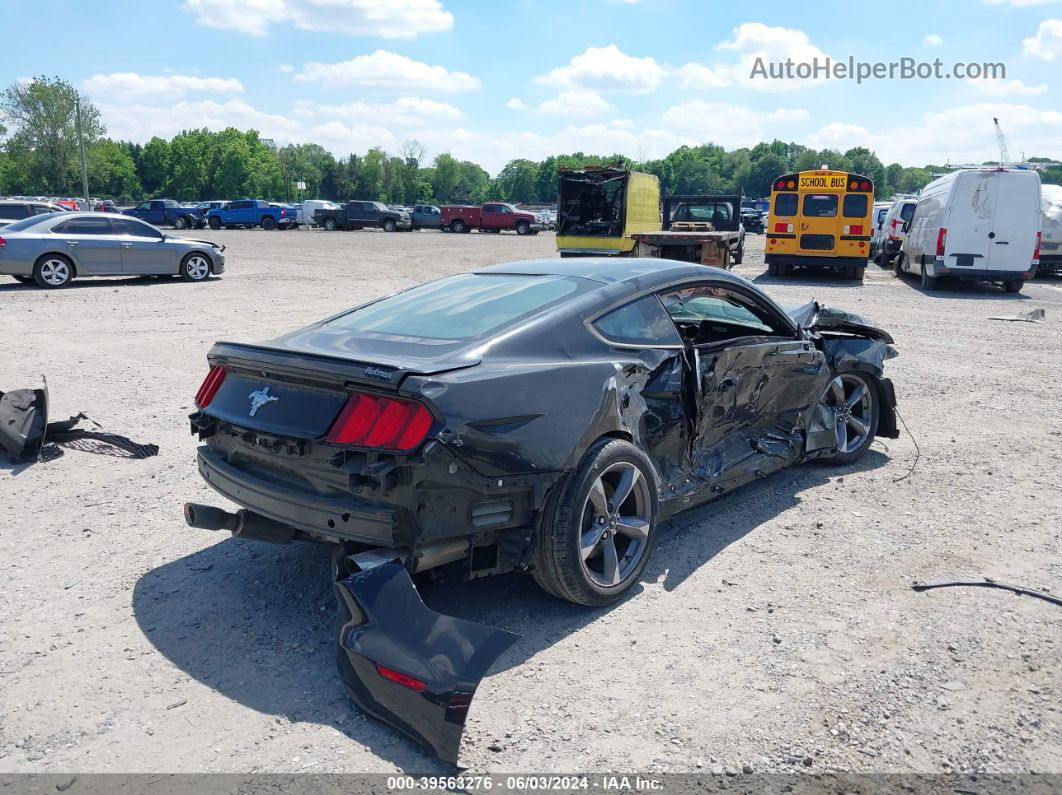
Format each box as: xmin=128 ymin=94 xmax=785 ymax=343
xmin=440 ymin=202 xmax=541 ymax=235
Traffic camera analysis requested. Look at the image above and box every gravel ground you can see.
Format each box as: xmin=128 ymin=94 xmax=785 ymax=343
xmin=1 ymin=228 xmax=1060 ymax=776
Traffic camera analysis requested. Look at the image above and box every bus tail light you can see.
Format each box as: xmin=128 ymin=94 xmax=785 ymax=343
xmin=1033 ymin=231 xmax=1041 ymax=264
xmin=936 ymin=228 xmax=947 ymax=257
xmin=843 ymin=225 xmax=864 ymax=236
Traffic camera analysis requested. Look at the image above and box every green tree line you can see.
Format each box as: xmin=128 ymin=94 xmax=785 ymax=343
xmin=4 ymin=77 xmax=1060 ymax=206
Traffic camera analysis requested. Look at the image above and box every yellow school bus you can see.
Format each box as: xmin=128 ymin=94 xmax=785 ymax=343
xmin=556 ymin=168 xmax=661 ymax=256
xmin=765 ymin=170 xmax=874 ymax=280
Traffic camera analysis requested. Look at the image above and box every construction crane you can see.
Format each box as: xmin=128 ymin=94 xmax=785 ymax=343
xmin=993 ymin=117 xmax=1010 ymax=168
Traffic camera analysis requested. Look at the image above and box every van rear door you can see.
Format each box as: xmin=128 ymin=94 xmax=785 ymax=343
xmin=986 ymin=172 xmax=1040 ymax=273
xmin=947 ymin=172 xmax=996 ymax=272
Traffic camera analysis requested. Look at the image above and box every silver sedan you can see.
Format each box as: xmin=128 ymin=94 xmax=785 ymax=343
xmin=0 ymin=212 xmax=226 ymax=288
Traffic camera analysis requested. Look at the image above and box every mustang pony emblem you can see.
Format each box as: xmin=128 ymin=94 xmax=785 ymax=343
xmin=248 ymin=386 xmax=279 ymax=417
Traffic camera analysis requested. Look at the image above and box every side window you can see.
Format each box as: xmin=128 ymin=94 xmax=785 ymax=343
xmin=773 ymin=193 xmax=797 ymax=217
xmin=53 ymin=217 xmax=113 ymax=235
xmin=593 ymin=295 xmax=682 ymax=346
xmin=113 ymin=218 xmax=161 ymax=238
xmin=842 ymin=194 xmax=868 ymax=218
xmin=802 ymin=194 xmax=838 ymax=218
xmin=484 ymin=205 xmax=497 ymax=214
xmin=659 ymin=285 xmax=787 ymax=344
xmin=230 ymin=200 xmax=251 ymax=210
xmin=1 ymin=205 xmax=30 ymax=219
xmin=137 ymin=202 xmax=151 ymax=210
xmin=899 ymin=202 xmax=916 ymax=222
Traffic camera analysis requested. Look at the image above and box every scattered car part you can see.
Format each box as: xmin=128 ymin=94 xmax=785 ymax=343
xmin=988 ymin=307 xmax=1045 ymax=323
xmin=912 ymin=577 xmax=1062 ymax=607
xmin=333 ymin=554 xmax=519 ymax=765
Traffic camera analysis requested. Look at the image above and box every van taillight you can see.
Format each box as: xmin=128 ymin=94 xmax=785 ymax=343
xmin=936 ymin=228 xmax=947 ymax=257
xmin=326 ymin=392 xmax=433 ymax=451
xmin=1033 ymin=231 xmax=1041 ymax=263
xmin=195 ymin=365 xmax=227 ymax=408
xmin=0 ymin=235 xmax=6 ymax=247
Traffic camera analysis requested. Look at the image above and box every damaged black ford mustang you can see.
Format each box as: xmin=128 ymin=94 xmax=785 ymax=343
xmin=185 ymin=257 xmax=898 ymax=763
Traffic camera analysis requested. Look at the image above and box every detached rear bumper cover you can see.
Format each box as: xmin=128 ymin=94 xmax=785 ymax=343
xmin=334 ymin=561 xmax=520 ymax=765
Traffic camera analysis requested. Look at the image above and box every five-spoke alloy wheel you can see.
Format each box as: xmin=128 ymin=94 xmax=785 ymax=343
xmin=819 ymin=372 xmax=879 ymax=464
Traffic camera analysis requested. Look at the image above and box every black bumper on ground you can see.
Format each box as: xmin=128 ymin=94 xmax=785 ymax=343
xmin=334 ymin=557 xmax=519 ymax=765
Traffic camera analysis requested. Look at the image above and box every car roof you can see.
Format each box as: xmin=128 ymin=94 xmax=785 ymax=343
xmin=476 ymin=257 xmax=746 ymax=287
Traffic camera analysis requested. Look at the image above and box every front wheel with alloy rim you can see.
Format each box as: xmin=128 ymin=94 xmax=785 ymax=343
xmin=532 ymin=438 xmax=657 ymax=606
xmin=180 ymin=253 xmax=211 ymax=282
xmin=818 ymin=371 xmax=879 ymax=465
xmin=323 ymin=218 xmax=337 ymax=231
xmin=174 ymin=216 xmax=189 ymax=230
xmin=516 ymin=220 xmax=530 ymax=235
xmin=33 ymin=255 xmax=74 ymax=288
xmin=383 ymin=218 xmax=397 ymax=232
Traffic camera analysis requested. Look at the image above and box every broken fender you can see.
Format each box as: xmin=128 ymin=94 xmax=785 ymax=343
xmin=334 ymin=561 xmax=520 ymax=765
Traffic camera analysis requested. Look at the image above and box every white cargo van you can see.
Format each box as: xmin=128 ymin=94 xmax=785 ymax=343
xmin=1039 ymin=183 xmax=1062 ymax=275
xmin=897 ymin=168 xmax=1042 ymax=292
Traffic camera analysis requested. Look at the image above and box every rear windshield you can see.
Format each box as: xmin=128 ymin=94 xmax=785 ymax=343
xmin=326 ymin=273 xmax=585 ymax=341
xmin=803 ymin=194 xmax=838 ymax=217
xmin=1 ymin=214 xmax=61 ymax=232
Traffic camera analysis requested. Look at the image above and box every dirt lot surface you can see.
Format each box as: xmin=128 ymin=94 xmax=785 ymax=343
xmin=2 ymin=228 xmax=1060 ymax=776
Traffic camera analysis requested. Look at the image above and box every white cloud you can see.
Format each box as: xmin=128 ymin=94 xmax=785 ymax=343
xmin=984 ymin=0 xmax=1059 ymax=6
xmin=1023 ymin=18 xmax=1062 ymax=60
xmin=809 ymin=102 xmax=1062 ymax=165
xmin=538 ymin=91 xmax=612 ymax=118
xmin=661 ymin=100 xmax=810 ymax=148
xmin=294 ymin=50 xmax=481 ymax=92
xmin=184 ymin=0 xmax=452 ymax=38
xmin=83 ymin=73 xmax=244 ymax=99
xmin=536 ymin=44 xmax=666 ymax=94
xmin=923 ymin=33 xmax=944 ymax=46
xmin=506 ymin=97 xmax=526 ymax=110
xmin=971 ymin=77 xmax=1049 ymax=96
xmin=305 ymin=96 xmax=463 ymax=124
xmin=680 ymin=22 xmax=833 ymax=93
xmin=98 ymin=99 xmax=305 ymax=144
xmin=276 ymin=64 xmax=294 ymax=73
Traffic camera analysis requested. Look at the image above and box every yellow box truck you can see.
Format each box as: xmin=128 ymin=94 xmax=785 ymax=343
xmin=556 ymin=167 xmax=661 ymax=256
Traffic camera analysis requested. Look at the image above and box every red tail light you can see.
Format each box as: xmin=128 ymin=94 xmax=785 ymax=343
xmin=860 ymin=180 xmax=870 ymax=190
xmin=375 ymin=663 xmax=427 ymax=692
xmin=1033 ymin=231 xmax=1041 ymax=262
xmin=936 ymin=227 xmax=947 ymax=257
xmin=775 ymin=180 xmax=784 ymax=190
xmin=326 ymin=391 xmax=433 ymax=451
xmin=195 ymin=365 xmax=227 ymax=408
xmin=0 ymin=235 xmax=6 ymax=247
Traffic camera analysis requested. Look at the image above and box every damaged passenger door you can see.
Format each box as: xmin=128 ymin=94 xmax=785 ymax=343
xmin=659 ymin=283 xmax=827 ymax=491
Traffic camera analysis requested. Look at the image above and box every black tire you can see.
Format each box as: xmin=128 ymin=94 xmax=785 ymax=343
xmin=778 ymin=263 xmax=791 ymax=277
xmin=920 ymin=263 xmax=938 ymax=290
xmin=1005 ymin=279 xmax=1024 ymax=293
xmin=32 ymin=254 xmax=74 ymax=289
xmin=818 ymin=371 xmax=881 ymax=466
xmin=732 ymin=244 xmax=744 ymax=265
xmin=532 ymin=438 xmax=658 ymax=607
xmin=451 ymin=219 xmax=466 ymax=233
xmin=516 ymin=220 xmax=530 ymax=236
xmin=12 ymin=275 xmax=32 ymax=284
xmin=767 ymin=262 xmax=779 ymax=276
xmin=174 ymin=215 xmax=189 ymax=230
xmin=323 ymin=218 xmax=337 ymax=231
xmin=383 ymin=218 xmax=397 ymax=233
xmin=261 ymin=216 xmax=277 ymax=230
xmin=851 ymin=267 xmax=864 ymax=283
xmin=208 ymin=216 xmax=221 ymax=230
xmin=893 ymin=254 xmax=905 ymax=278
xmin=179 ymin=252 xmax=212 ymax=282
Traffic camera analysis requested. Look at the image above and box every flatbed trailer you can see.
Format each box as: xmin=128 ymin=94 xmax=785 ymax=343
xmin=630 ymin=229 xmax=741 ymax=268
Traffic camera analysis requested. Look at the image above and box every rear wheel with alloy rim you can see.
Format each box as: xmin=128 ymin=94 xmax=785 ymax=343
xmin=818 ymin=372 xmax=879 ymax=465
xmin=533 ymin=438 xmax=657 ymax=606
xmin=180 ymin=253 xmax=211 ymax=282
xmin=33 ymin=255 xmax=73 ymax=288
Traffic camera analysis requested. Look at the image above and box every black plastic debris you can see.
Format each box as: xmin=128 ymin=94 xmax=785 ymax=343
xmin=0 ymin=380 xmax=159 ymax=464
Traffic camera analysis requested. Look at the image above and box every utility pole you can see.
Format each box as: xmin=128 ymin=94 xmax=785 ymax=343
xmin=74 ymin=93 xmax=90 ymax=206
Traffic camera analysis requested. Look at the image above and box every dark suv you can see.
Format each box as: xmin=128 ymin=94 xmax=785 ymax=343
xmin=315 ymin=201 xmax=412 ymax=232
